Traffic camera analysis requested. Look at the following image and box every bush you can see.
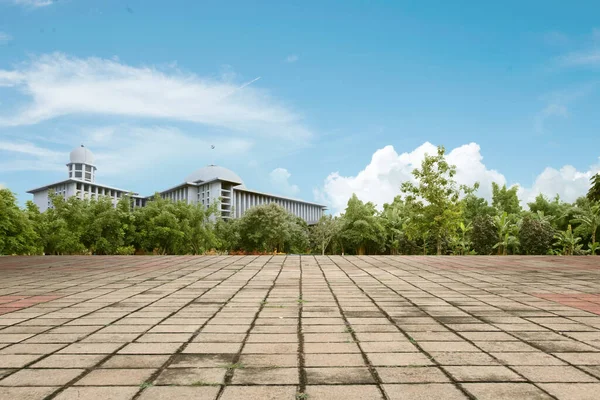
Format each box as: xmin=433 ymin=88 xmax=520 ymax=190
xmin=471 ymin=215 xmax=498 ymax=255
xmin=116 ymin=245 xmax=136 ymax=255
xmin=519 ymin=216 xmax=554 ymax=255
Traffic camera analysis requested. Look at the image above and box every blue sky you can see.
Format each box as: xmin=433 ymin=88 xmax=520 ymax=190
xmin=0 ymin=0 xmax=599 ymax=213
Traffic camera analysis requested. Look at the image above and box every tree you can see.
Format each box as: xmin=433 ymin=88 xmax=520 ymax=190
xmin=492 ymin=183 xmax=521 ymax=215
xmin=237 ymin=203 xmax=307 ymax=253
xmin=528 ymin=194 xmax=570 ymax=231
xmin=340 ymin=194 xmax=384 ymax=255
xmin=381 ymin=197 xmax=409 ymax=255
xmin=554 ymin=224 xmax=582 ymax=256
xmin=571 ymin=202 xmax=600 ymax=255
xmin=471 ymin=215 xmax=497 ymax=255
xmin=519 ymin=216 xmax=554 ymax=255
xmin=493 ymin=212 xmax=520 ymax=255
xmin=462 ymin=193 xmax=496 ymax=223
xmin=0 ymin=189 xmax=41 ymax=255
xmin=401 ymin=146 xmax=468 ymax=255
xmin=588 ymin=173 xmax=600 ymax=203
xmin=311 ymin=215 xmax=341 ymax=255
xmin=451 ymin=222 xmax=474 ymax=255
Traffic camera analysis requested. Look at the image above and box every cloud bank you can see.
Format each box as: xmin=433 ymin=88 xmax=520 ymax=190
xmin=316 ymin=142 xmax=599 ymax=214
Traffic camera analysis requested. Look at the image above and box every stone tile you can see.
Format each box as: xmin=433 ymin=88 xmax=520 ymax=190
xmin=31 ymin=354 xmax=105 ymax=368
xmin=383 ymin=383 xmax=468 ymax=399
xmin=306 ymin=367 xmax=374 ymax=384
xmin=368 ymin=352 xmax=434 ymax=366
xmin=0 ymin=354 xmax=43 ymax=368
xmin=376 ymin=367 xmax=450 ymax=383
xmin=182 ymin=342 xmax=241 ymax=354
xmin=100 ymin=354 xmax=170 ymax=368
xmin=491 ymin=352 xmax=566 ymax=366
xmin=418 ymin=341 xmax=480 ymax=352
xmin=513 ymin=366 xmax=598 ymax=383
xmin=138 ymin=386 xmax=220 ymax=400
xmin=238 ymin=354 xmax=298 ymax=368
xmin=154 ymin=367 xmax=226 ymax=385
xmin=231 ymin=367 xmax=299 ymax=384
xmin=305 ymin=353 xmax=366 ymax=367
xmin=463 ymin=383 xmax=553 ymax=400
xmin=241 ymin=343 xmax=298 ymax=354
xmin=540 ymin=383 xmax=600 ymax=399
xmin=59 ymin=343 xmax=122 ymax=354
xmin=74 ymin=368 xmax=155 ymax=385
xmin=0 ymin=368 xmax=85 ymax=386
xmin=444 ymin=366 xmax=525 ymax=382
xmin=0 ymin=387 xmax=58 ymax=400
xmin=54 ymin=386 xmax=139 ymax=400
xmin=306 ymin=385 xmax=383 ymax=400
xmin=221 ymin=385 xmax=296 ymax=400
xmin=118 ymin=342 xmax=180 ymax=354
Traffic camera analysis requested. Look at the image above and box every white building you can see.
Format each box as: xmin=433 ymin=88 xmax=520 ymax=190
xmin=28 ymin=146 xmax=326 ymax=224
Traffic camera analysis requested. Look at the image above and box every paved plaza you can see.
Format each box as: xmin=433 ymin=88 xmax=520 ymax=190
xmin=1 ymin=256 xmax=600 ymax=399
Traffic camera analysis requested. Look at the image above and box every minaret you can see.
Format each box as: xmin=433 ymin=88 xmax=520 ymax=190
xmin=67 ymin=145 xmax=97 ymax=183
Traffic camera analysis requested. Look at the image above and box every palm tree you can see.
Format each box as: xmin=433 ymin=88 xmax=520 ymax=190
xmin=571 ymin=203 xmax=600 ymax=255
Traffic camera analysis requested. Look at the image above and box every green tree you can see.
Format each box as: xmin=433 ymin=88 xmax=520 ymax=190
xmin=340 ymin=194 xmax=384 ymax=255
xmin=588 ymin=173 xmax=600 ymax=203
xmin=519 ymin=216 xmax=554 ymax=255
xmin=493 ymin=212 xmax=520 ymax=255
xmin=470 ymin=215 xmax=498 ymax=255
xmin=133 ymin=195 xmax=186 ymax=254
xmin=462 ymin=192 xmax=496 ymax=223
xmin=311 ymin=214 xmax=341 ymax=255
xmin=0 ymin=189 xmax=41 ymax=255
xmin=381 ymin=197 xmax=409 ymax=255
xmin=492 ymin=183 xmax=521 ymax=215
xmin=571 ymin=202 xmax=600 ymax=255
xmin=401 ymin=146 xmax=468 ymax=255
xmin=553 ymin=224 xmax=582 ymax=256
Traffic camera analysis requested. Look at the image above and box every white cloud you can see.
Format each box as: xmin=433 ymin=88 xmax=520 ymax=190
xmin=269 ymin=168 xmax=300 ymax=196
xmin=285 ymin=55 xmax=299 ymax=63
xmin=0 ymin=141 xmax=65 ymax=171
xmin=0 ymin=53 xmax=312 ymax=140
xmin=316 ymin=142 xmax=598 ymax=214
xmin=518 ymin=164 xmax=599 ymax=204
xmin=9 ymin=0 xmax=54 ymax=8
xmin=0 ymin=32 xmax=12 ymax=44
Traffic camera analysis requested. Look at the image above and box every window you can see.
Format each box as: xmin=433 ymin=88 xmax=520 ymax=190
xmin=85 ymin=165 xmax=92 ymax=172
xmin=85 ymin=172 xmax=92 ymax=181
xmin=75 ymin=171 xmax=82 ymax=178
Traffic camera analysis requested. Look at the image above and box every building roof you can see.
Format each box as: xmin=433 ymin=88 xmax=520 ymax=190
xmin=69 ymin=145 xmax=96 ymax=166
xmin=185 ymin=165 xmax=244 ymax=185
xmin=27 ymin=179 xmax=140 ymax=196
xmin=233 ymin=186 xmax=327 ymax=208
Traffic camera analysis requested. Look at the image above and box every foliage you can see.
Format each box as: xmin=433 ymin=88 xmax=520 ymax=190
xmin=492 ymin=183 xmax=522 ymax=215
xmin=588 ymin=173 xmax=600 ymax=203
xmin=493 ymin=212 xmax=520 ymax=255
xmin=470 ymin=215 xmax=498 ymax=255
xmin=401 ymin=146 xmax=471 ymax=255
xmin=339 ymin=194 xmax=384 ymax=255
xmin=311 ymin=214 xmax=342 ymax=255
xmin=570 ymin=201 xmax=600 ymax=255
xmin=0 ymin=189 xmax=41 ymax=255
xmin=553 ymin=225 xmax=583 ymax=256
xmin=519 ymin=216 xmax=554 ymax=255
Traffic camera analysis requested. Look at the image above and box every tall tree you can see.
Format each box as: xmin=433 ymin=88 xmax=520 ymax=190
xmin=401 ymin=146 xmax=468 ymax=255
xmin=588 ymin=173 xmax=600 ymax=203
xmin=311 ymin=215 xmax=341 ymax=255
xmin=0 ymin=189 xmax=41 ymax=255
xmin=340 ymin=194 xmax=384 ymax=255
xmin=492 ymin=183 xmax=521 ymax=215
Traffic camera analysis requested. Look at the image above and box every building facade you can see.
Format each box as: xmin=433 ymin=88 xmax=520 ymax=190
xmin=28 ymin=146 xmax=326 ymax=224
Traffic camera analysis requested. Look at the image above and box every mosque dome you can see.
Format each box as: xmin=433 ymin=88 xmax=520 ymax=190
xmin=185 ymin=165 xmax=244 ymax=185
xmin=69 ymin=145 xmax=95 ymax=165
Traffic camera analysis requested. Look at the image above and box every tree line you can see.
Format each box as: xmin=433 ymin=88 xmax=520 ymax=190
xmin=1 ymin=146 xmax=599 ymax=256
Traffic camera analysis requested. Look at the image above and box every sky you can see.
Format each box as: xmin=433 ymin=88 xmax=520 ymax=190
xmin=0 ymin=0 xmax=599 ymax=213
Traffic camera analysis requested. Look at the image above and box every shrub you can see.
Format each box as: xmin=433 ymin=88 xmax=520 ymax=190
xmin=519 ymin=216 xmax=554 ymax=255
xmin=471 ymin=215 xmax=498 ymax=255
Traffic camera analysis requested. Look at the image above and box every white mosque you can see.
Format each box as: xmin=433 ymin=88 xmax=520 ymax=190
xmin=27 ymin=145 xmax=326 ymax=225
